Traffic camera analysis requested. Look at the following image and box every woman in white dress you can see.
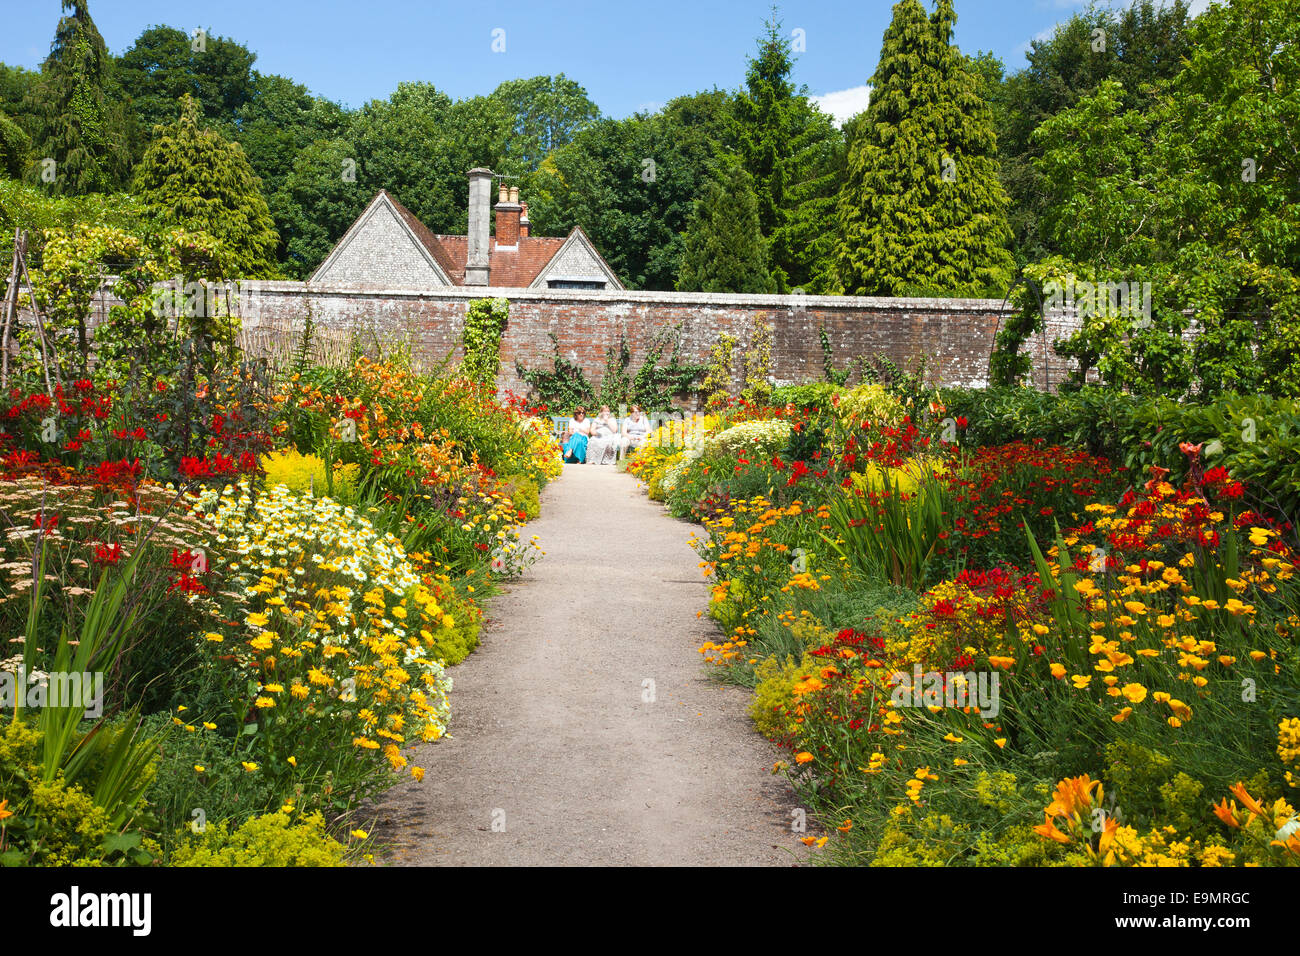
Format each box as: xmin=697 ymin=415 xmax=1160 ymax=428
xmin=586 ymin=405 xmax=620 ymax=465
xmin=621 ymin=405 xmax=651 ymax=459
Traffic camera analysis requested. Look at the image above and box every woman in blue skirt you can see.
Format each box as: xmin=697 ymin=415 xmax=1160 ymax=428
xmin=563 ymin=408 xmax=591 ymax=463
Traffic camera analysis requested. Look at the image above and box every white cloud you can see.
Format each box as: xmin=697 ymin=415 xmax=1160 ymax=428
xmin=810 ymin=85 xmax=872 ymax=127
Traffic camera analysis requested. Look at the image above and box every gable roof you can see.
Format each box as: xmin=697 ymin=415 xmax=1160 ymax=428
xmin=313 ymin=190 xmax=625 ymax=289
xmin=528 ymin=225 xmax=625 ymax=290
xmin=309 ymin=190 xmax=454 ymax=286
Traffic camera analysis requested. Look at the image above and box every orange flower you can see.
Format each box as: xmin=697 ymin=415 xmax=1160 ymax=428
xmin=795 ymin=752 xmax=815 ymax=765
xmin=1212 ymin=798 xmax=1240 ymax=829
xmin=1228 ymin=782 xmax=1265 ymax=817
xmin=1033 ymin=816 xmax=1071 ymax=844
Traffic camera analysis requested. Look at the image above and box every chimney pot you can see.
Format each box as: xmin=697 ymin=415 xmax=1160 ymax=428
xmin=499 ymin=183 xmax=509 ymax=203
xmin=519 ymin=202 xmax=530 ymax=238
xmin=494 ymin=185 xmax=522 ymax=248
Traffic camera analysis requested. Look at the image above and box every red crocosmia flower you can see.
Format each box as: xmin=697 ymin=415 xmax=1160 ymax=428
xmin=956 ymin=416 xmax=968 ymax=429
xmin=179 ymin=457 xmax=209 ymax=479
xmin=155 ymin=381 xmax=168 ymax=393
xmin=93 ymin=542 xmax=123 ymax=565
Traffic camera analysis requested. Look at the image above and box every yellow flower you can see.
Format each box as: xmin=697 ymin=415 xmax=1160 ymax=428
xmin=246 ymin=612 xmax=269 ymax=627
xmin=241 ymin=762 xmax=258 ymax=772
xmin=254 ymin=696 xmax=275 ymax=709
xmin=1112 ymin=707 xmax=1133 ymax=722
xmin=193 ymin=764 xmax=205 ymax=773
xmin=351 ymin=829 xmax=369 ymax=839
xmin=1121 ymin=683 xmax=1147 ymax=704
xmin=795 ymin=751 xmax=815 ymax=764
xmin=287 ymin=756 xmax=297 ymax=767
xmin=1050 ymin=663 xmax=1066 ymax=679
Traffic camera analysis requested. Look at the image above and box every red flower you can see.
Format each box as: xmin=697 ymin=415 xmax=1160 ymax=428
xmin=93 ymin=542 xmax=123 ymax=565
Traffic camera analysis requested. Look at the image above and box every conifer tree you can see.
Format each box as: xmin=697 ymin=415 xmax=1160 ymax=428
xmin=830 ymin=0 xmax=1014 ymax=296
xmin=25 ymin=1 xmax=132 ymax=195
xmin=676 ymin=157 xmax=776 ymax=294
xmin=133 ymin=94 xmax=280 ymax=277
xmin=734 ymin=10 xmax=844 ymax=291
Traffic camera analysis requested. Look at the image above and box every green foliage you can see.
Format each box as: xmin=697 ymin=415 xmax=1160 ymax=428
xmin=348 ymin=82 xmax=510 ymax=235
xmin=818 ymin=325 xmax=851 ymax=386
xmin=732 ymin=11 xmax=845 ymax=291
xmin=167 ymin=810 xmax=345 ymax=866
xmin=274 ymin=137 xmax=368 ymax=279
xmin=676 ymin=156 xmax=776 ymax=294
xmin=24 ymin=1 xmax=134 ymax=195
xmin=771 ymin=381 xmax=842 ymax=414
xmin=115 ymin=25 xmax=257 ymax=148
xmin=490 ymin=74 xmax=601 ymax=172
xmin=516 ymin=328 xmax=702 ymax=413
xmin=515 ymin=332 xmax=595 ymax=412
xmin=0 ymin=718 xmax=158 ymax=867
xmin=702 ymin=333 xmax=739 ymax=409
xmin=132 ymin=93 xmax=280 ymax=278
xmin=0 ymin=110 xmax=31 ymax=178
xmin=830 ymin=0 xmax=1015 ymax=297
xmin=741 ymin=319 xmax=775 ymax=404
xmin=938 ymin=386 xmax=1300 ymax=521
xmin=525 ymin=92 xmax=735 ymax=290
xmin=461 ymin=297 xmax=509 ymax=386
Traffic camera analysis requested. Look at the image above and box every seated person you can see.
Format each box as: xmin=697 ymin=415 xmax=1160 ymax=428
xmin=621 ymin=404 xmax=651 ymax=457
xmin=586 ymin=405 xmax=621 ymax=465
xmin=562 ymin=408 xmax=591 ymax=463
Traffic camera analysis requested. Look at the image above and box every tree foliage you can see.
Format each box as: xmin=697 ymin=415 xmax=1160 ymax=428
xmin=25 ymin=1 xmax=133 ymax=195
xmin=676 ymin=155 xmax=776 ymax=294
xmin=829 ymin=0 xmax=1015 ymax=297
xmin=132 ymin=94 xmax=279 ymax=277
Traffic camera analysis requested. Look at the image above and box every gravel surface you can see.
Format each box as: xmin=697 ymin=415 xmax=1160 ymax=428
xmin=369 ymin=462 xmax=811 ymax=866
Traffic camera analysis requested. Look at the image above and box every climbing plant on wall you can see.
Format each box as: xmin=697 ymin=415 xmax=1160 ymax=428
xmin=461 ymin=296 xmax=509 ymax=385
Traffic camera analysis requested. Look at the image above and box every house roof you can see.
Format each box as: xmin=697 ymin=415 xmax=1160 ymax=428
xmin=316 ymin=189 xmax=623 ymax=290
xmin=425 ymin=233 xmax=568 ymax=287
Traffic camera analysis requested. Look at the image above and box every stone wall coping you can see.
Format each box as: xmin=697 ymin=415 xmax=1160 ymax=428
xmin=237 ymin=280 xmax=1017 ymax=313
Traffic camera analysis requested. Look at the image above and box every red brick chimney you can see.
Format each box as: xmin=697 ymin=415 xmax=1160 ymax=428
xmin=494 ymin=184 xmax=522 ymax=248
xmin=519 ymin=201 xmax=530 ymax=238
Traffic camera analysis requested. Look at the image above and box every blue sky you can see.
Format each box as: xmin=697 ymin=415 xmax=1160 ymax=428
xmin=1 ymin=0 xmax=1211 ymax=123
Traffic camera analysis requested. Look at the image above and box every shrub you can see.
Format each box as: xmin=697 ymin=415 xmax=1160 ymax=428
xmin=167 ymin=810 xmax=345 ymax=866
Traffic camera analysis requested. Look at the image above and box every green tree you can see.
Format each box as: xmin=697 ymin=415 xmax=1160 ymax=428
xmin=115 ymin=25 xmax=257 ymax=146
xmin=0 ymin=110 xmax=31 ymax=178
xmin=830 ymin=0 xmax=1014 ymax=297
xmin=25 ymin=1 xmax=133 ymax=195
xmin=349 ymin=82 xmax=510 ymax=234
xmin=490 ymin=75 xmax=600 ymax=172
xmin=526 ymin=91 xmax=733 ymax=290
xmin=677 ymin=156 xmax=776 ymax=294
xmin=995 ymin=1 xmax=1194 ymax=261
xmin=132 ymin=94 xmax=279 ymax=277
xmin=733 ymin=11 xmax=845 ymax=291
xmin=276 ymin=138 xmax=369 ymax=279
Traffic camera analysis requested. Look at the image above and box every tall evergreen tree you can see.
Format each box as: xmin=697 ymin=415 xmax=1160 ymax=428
xmin=734 ymin=10 xmax=844 ymax=291
xmin=132 ymin=94 xmax=279 ymax=277
xmin=25 ymin=1 xmax=132 ymax=194
xmin=676 ymin=156 xmax=775 ymax=294
xmin=830 ymin=0 xmax=1014 ymax=297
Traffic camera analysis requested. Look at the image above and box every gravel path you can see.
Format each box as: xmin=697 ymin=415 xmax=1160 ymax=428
xmin=370 ymin=462 xmax=810 ymax=866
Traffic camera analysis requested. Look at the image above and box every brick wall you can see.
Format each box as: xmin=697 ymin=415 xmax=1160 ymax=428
xmin=16 ymin=280 xmax=1087 ymax=399
xmin=237 ymin=282 xmax=1083 ymax=400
